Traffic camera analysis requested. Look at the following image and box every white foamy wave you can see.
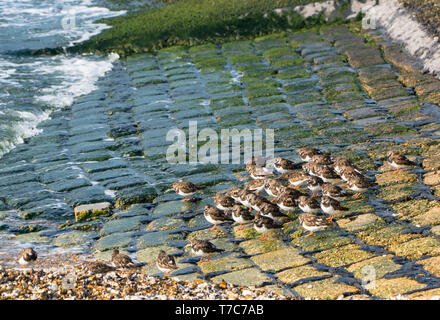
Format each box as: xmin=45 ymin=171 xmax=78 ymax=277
xmin=366 ymin=0 xmax=440 ymax=78
xmin=35 ymin=53 xmax=119 ymax=108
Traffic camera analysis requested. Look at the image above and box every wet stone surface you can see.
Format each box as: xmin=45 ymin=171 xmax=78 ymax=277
xmin=1 ymin=23 xmax=440 ymax=299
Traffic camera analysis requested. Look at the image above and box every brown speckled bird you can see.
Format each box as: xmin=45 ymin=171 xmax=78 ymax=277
xmin=111 ymin=250 xmax=139 ymax=269
xmin=297 ymin=196 xmax=321 ymax=213
xmin=84 ymin=261 xmax=116 ymax=273
xmin=298 ymin=213 xmax=332 ymax=237
xmin=203 ymin=204 xmax=234 ymax=230
xmin=214 ymin=193 xmax=236 ymax=213
xmin=387 ymin=151 xmax=416 ymax=173
xmin=172 ymin=180 xmax=203 ymax=201
xmin=297 ymin=148 xmax=323 ymax=162
xmin=321 ymin=183 xmax=353 ymax=201
xmin=246 ymin=164 xmax=275 ymax=180
xmin=18 ymin=248 xmax=37 ymax=266
xmin=245 ymin=179 xmax=265 ymax=195
xmin=320 ymin=196 xmax=348 ymax=222
xmin=346 ymin=175 xmax=377 ymax=198
xmin=253 ymin=213 xmax=283 ymax=240
xmin=156 ymin=250 xmax=178 ymax=277
xmin=186 ymin=239 xmax=224 ymax=264
xmin=273 ymin=157 xmax=300 ymax=179
xmin=286 ymin=170 xmax=310 ymax=188
xmin=231 ymin=204 xmax=254 ymax=229
xmin=310 ymin=153 xmax=333 ymax=166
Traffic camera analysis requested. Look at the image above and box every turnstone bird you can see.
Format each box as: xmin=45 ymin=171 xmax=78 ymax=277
xmin=302 ymin=162 xmax=322 ymax=177
xmin=298 ymin=213 xmax=332 ymax=237
xmin=258 ymin=202 xmax=288 ymax=219
xmin=245 ymin=179 xmax=265 ymax=195
xmin=297 ymin=196 xmax=321 ymax=213
xmin=310 ymin=153 xmax=333 ymax=166
xmin=226 ymin=187 xmax=246 ymax=202
xmin=315 ymin=165 xmax=340 ymax=183
xmin=298 ymin=148 xmax=323 ymax=162
xmin=321 ymin=182 xmax=353 ymax=201
xmin=253 ymin=213 xmax=283 ymax=240
xmin=340 ymin=166 xmax=365 ymax=182
xmin=286 ymin=170 xmax=310 ymax=188
xmin=306 ymin=176 xmax=324 ymax=197
xmin=214 ymin=193 xmax=236 ymax=213
xmin=172 ymin=180 xmax=203 ymax=201
xmin=246 ymin=164 xmax=274 ymax=180
xmin=18 ymin=248 xmax=37 ymax=266
xmin=273 ymin=157 xmax=300 ymax=178
xmin=278 ymin=185 xmax=305 ymax=199
xmin=346 ymin=175 xmax=377 ymax=197
xmin=156 ymin=250 xmax=178 ymax=277
xmin=84 ymin=261 xmax=116 ymax=273
xmin=203 ymin=204 xmax=234 ymax=230
xmin=186 ymin=239 xmax=224 ymax=264
xmin=320 ymin=196 xmax=348 ymax=222
xmin=333 ymin=157 xmax=360 ymax=174
xmin=387 ymin=151 xmax=416 ymax=173
xmin=246 ymin=156 xmax=268 ymax=167
xmin=111 ymin=249 xmax=138 ymax=269
xmin=264 ymin=178 xmax=283 ymax=200
xmin=275 ymin=193 xmax=297 ymax=214
xmin=231 ymin=204 xmax=254 ymax=228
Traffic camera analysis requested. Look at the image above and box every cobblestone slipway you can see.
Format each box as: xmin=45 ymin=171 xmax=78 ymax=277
xmin=2 ymin=23 xmax=440 ymax=299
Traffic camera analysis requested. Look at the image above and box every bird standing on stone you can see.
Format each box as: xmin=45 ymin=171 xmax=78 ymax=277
xmin=286 ymin=170 xmax=310 ymax=188
xmin=203 ymin=204 xmax=234 ymax=230
xmin=306 ymin=176 xmax=324 ymax=197
xmin=297 ymin=148 xmax=323 ymax=162
xmin=156 ymin=250 xmax=178 ymax=278
xmin=245 ymin=179 xmax=265 ymax=195
xmin=387 ymin=151 xmax=416 ymax=174
xmin=246 ymin=163 xmax=274 ymax=180
xmin=321 ymin=183 xmax=353 ymax=201
xmin=273 ymin=157 xmax=300 ymax=179
xmin=186 ymin=239 xmax=224 ymax=264
xmin=297 ymin=196 xmax=321 ymax=213
xmin=214 ymin=193 xmax=236 ymax=213
xmin=172 ymin=180 xmax=203 ymax=201
xmin=253 ymin=213 xmax=283 ymax=240
xmin=111 ymin=249 xmax=139 ymax=269
xmin=345 ymin=175 xmax=377 ymax=198
xmin=320 ymin=196 xmax=348 ymax=222
xmin=18 ymin=248 xmax=37 ymax=266
xmin=231 ymin=204 xmax=254 ymax=229
xmin=298 ymin=213 xmax=332 ymax=237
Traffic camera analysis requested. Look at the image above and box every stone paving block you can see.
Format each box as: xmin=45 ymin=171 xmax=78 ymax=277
xmin=74 ymin=202 xmax=112 ymax=222
xmin=211 ymin=268 xmax=273 ymax=288
xmin=277 ymin=265 xmax=331 ymax=284
xmin=416 ymin=256 xmax=440 ymax=277
xmin=100 ymin=215 xmax=148 ymax=235
xmin=388 ymin=237 xmax=440 ymax=261
xmin=294 ymin=276 xmax=360 ymax=299
xmin=357 ymin=224 xmax=421 ymax=248
xmin=406 ymin=288 xmax=440 ymax=300
xmin=93 ymin=231 xmax=135 ymax=251
xmin=313 ymin=244 xmax=375 ymax=268
xmin=337 ymin=213 xmax=384 ymax=232
xmin=411 ymin=206 xmax=440 ymax=226
xmin=369 ymin=278 xmax=426 ymax=299
xmin=199 ymin=253 xmax=253 ymax=274
xmin=347 ymin=255 xmax=402 ymax=280
xmin=251 ymin=248 xmax=309 ymax=272
xmin=239 ymin=238 xmax=290 ymax=255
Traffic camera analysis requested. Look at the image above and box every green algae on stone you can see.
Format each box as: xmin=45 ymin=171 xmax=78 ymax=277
xmin=375 ymin=170 xmax=417 ymax=186
xmin=114 ymin=185 xmax=158 ymax=209
xmin=337 ymin=213 xmax=384 ymax=232
xmin=145 ymin=216 xmax=186 ymax=231
xmin=357 ymin=224 xmax=421 ymax=248
xmin=100 ymin=215 xmax=147 ymax=236
xmin=391 ymin=200 xmax=439 ymax=219
xmin=74 ymin=202 xmax=112 ymax=222
xmin=347 ymin=255 xmax=401 ymax=280
xmin=369 ymin=278 xmax=426 ymax=299
xmin=291 ymin=230 xmax=353 ymax=252
xmin=277 ymin=265 xmax=331 ymax=284
xmin=199 ymin=253 xmax=253 ymax=274
xmin=93 ymin=231 xmax=135 ymax=251
xmin=239 ymin=238 xmax=290 ymax=255
xmin=250 ymin=248 xmax=309 ymax=272
xmin=211 ymin=268 xmax=272 ymax=288
xmin=294 ymin=276 xmax=360 ymax=300
xmin=377 ymin=184 xmax=417 ymax=202
xmin=54 ymin=231 xmax=98 ymax=247
xmin=388 ymin=237 xmax=440 ymax=260
xmin=313 ymin=244 xmax=375 ymax=268
xmin=13 ymin=231 xmax=52 ymax=244
xmin=411 ymin=207 xmax=440 ymax=226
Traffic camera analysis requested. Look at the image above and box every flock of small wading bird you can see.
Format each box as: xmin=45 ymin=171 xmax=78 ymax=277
xmin=15 ymin=150 xmax=417 ymax=278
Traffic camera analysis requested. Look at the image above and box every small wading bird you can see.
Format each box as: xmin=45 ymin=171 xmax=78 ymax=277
xmin=298 ymin=212 xmax=332 ymax=237
xmin=203 ymin=204 xmax=234 ymax=230
xmin=213 ymin=193 xmax=236 ymax=214
xmin=297 ymin=148 xmax=323 ymax=162
xmin=387 ymin=151 xmax=416 ymax=174
xmin=245 ymin=179 xmax=265 ymax=195
xmin=172 ymin=180 xmax=204 ymax=202
xmin=18 ymin=248 xmax=37 ymax=266
xmin=111 ymin=249 xmax=139 ymax=269
xmin=273 ymin=157 xmax=300 ymax=179
xmin=231 ymin=204 xmax=254 ymax=229
xmin=345 ymin=174 xmax=377 ymax=198
xmin=253 ymin=213 xmax=283 ymax=240
xmin=156 ymin=250 xmax=178 ymax=278
xmin=320 ymin=196 xmax=348 ymax=222
xmin=186 ymin=239 xmax=224 ymax=264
